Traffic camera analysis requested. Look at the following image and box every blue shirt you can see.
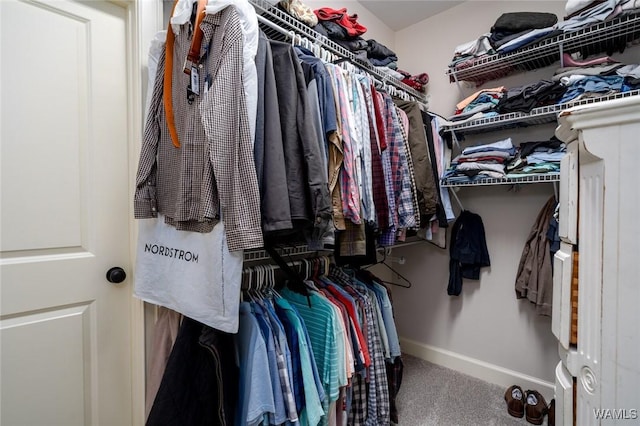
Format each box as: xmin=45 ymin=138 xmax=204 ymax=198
xmin=370 ymin=282 xmax=402 ymax=359
xmin=274 ymin=299 xmax=305 ymax=413
xmin=275 ymin=296 xmax=325 ymax=426
xmin=295 ymin=47 xmax=338 ymax=138
xmin=236 ymin=302 xmax=275 ymax=426
xmin=252 ymin=302 xmax=287 ymax=424
xmin=261 ymin=298 xmax=299 ymax=422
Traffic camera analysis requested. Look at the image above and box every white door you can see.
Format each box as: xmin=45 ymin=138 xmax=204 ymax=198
xmin=0 ymin=1 xmax=133 ymax=425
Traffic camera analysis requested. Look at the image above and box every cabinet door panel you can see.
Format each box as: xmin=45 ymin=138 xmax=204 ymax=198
xmin=559 ymin=141 xmax=578 ymax=244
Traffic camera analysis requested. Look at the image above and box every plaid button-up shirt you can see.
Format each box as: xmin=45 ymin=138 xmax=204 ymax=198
xmin=396 ymin=106 xmax=421 ymax=230
xmin=327 ymin=64 xmax=362 ymax=225
xmin=386 ymin=97 xmax=416 ymax=231
xmin=134 ymin=8 xmax=263 ymax=251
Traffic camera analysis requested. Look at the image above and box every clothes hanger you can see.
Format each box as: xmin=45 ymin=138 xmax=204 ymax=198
xmin=264 ymin=245 xmax=311 ymax=304
xmin=363 ymin=248 xmax=412 ymax=289
xmin=255 ymin=264 xmax=265 ymax=299
xmin=246 ymin=266 xmax=258 ymax=302
xmin=267 ymin=264 xmax=283 ymax=299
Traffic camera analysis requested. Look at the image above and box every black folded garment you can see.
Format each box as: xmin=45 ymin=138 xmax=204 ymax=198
xmin=333 ymin=36 xmax=368 ymax=52
xmin=316 ymin=20 xmax=349 ymax=40
xmin=519 ymin=137 xmax=563 ymax=158
xmin=489 ymin=29 xmax=533 ymax=49
xmin=491 ymin=11 xmax=558 ymax=33
xmin=366 ymin=39 xmax=397 ymax=59
xmin=497 ymin=80 xmax=566 ymax=114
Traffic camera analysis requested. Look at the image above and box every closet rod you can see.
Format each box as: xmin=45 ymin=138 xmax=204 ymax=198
xmin=241 ymin=255 xmax=333 ymax=291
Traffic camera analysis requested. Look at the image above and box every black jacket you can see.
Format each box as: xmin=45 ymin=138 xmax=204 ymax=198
xmin=448 ymin=210 xmax=491 ymax=296
xmin=147 ymin=317 xmax=238 ymax=426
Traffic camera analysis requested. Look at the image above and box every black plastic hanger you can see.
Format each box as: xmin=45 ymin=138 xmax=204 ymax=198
xmin=265 ymin=245 xmax=312 ymax=307
xmin=363 ymin=248 xmax=412 ymax=289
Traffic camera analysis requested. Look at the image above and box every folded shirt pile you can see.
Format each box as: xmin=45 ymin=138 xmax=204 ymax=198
xmin=448 ymin=87 xmax=506 ymax=121
xmin=449 ymin=1 xmax=640 ymax=80
xmin=553 ymin=60 xmax=640 ymax=103
xmin=506 ymin=137 xmax=566 ymax=178
xmin=278 ymin=0 xmax=318 ymax=27
xmin=443 ymin=138 xmax=517 ymax=183
xmin=398 ymin=70 xmax=429 ymax=92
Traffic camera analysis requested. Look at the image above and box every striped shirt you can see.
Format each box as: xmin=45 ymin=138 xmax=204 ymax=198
xmin=281 ymin=289 xmax=343 ymax=424
xmin=326 ymin=64 xmax=361 ymax=225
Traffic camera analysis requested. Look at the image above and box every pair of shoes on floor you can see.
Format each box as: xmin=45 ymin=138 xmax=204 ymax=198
xmin=504 ymin=385 xmax=555 ymax=425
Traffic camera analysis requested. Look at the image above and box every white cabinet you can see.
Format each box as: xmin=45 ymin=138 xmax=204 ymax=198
xmin=553 ymin=96 xmax=640 ymax=425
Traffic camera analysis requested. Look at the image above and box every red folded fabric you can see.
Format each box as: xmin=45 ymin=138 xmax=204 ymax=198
xmin=402 ymin=78 xmax=425 ymax=92
xmin=313 ymin=7 xmax=367 ymax=37
xmin=314 ymin=7 xmax=347 ymax=21
xmin=413 ymin=73 xmax=429 ymax=85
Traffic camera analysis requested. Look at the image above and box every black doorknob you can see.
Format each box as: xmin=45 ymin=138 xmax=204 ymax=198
xmin=106 ymin=267 xmax=126 ymax=283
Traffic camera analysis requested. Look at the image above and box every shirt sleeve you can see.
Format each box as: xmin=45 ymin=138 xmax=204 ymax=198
xmin=134 ymin=51 xmax=165 ymax=219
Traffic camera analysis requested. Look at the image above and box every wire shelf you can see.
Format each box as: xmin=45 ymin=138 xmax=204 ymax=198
xmin=440 ymin=89 xmax=640 ymax=136
xmin=249 ymin=0 xmax=427 ymax=101
xmin=243 ymin=243 xmax=326 ymax=263
xmin=446 ymin=12 xmax=640 ymax=84
xmin=441 ymin=173 xmax=561 ymax=187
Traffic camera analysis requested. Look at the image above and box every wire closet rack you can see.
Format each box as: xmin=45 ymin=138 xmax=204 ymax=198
xmin=248 ymin=0 xmax=427 ymax=102
xmin=441 ymin=173 xmax=561 ymax=188
xmin=439 ymin=89 xmax=640 ymax=136
xmin=446 ymin=11 xmax=640 ymax=85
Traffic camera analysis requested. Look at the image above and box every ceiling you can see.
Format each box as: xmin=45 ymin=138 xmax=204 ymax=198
xmin=358 ymin=0 xmax=465 ymax=31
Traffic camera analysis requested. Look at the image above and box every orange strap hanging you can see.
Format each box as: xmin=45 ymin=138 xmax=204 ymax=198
xmin=163 ymin=0 xmax=207 ymax=148
xmin=184 ymin=0 xmax=208 ymax=74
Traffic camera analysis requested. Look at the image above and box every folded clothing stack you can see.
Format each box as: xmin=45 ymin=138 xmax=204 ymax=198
xmin=489 ymin=12 xmax=559 ymax=54
xmin=443 ymin=138 xmax=516 ymax=183
xmin=497 ymin=80 xmax=567 ymax=114
xmin=449 ymin=86 xmax=506 ymax=121
xmin=506 ymin=137 xmax=566 ymax=178
xmin=366 ymin=39 xmax=398 ymax=68
xmin=278 ymin=0 xmax=318 ymax=27
xmin=398 ymin=70 xmax=429 ymax=92
xmin=314 ymin=7 xmax=367 ymax=36
xmin=553 ymin=60 xmax=640 ymax=104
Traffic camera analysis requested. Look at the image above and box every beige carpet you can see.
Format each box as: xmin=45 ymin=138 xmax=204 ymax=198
xmin=396 ymin=354 xmax=551 ymax=426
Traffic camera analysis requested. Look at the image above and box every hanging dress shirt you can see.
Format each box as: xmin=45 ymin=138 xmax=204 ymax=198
xmin=354 ymin=75 xmax=376 ymax=225
xmin=135 ymin=7 xmax=263 ymax=251
xmin=327 ymin=64 xmax=362 ymax=225
xmin=168 ymin=0 xmax=259 ymax=142
xmin=375 ymin=91 xmax=398 ymax=246
xmin=395 ymin=99 xmax=439 ymax=221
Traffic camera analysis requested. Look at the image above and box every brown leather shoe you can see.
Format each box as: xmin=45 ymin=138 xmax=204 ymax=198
xmin=504 ymin=385 xmax=525 ymax=418
xmin=547 ymin=399 xmax=555 ymax=426
xmin=525 ymin=390 xmax=549 ymax=425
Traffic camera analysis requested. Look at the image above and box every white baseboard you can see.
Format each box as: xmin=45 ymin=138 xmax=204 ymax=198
xmin=400 ymin=337 xmax=555 ymax=401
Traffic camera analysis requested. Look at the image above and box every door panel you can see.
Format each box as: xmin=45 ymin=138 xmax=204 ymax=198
xmin=2 ymin=304 xmax=94 ymax=426
xmin=1 ymin=1 xmax=132 ymax=424
xmin=552 ymin=242 xmax=573 ymax=351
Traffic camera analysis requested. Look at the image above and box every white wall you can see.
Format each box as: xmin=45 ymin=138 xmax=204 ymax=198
xmin=390 ymin=1 xmax=570 ymax=389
